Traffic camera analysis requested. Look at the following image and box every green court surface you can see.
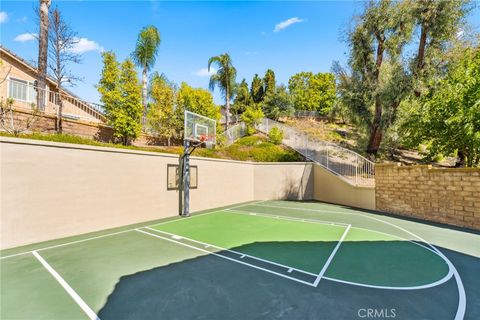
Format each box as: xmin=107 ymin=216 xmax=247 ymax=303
xmin=1 ymin=201 xmax=479 ymax=320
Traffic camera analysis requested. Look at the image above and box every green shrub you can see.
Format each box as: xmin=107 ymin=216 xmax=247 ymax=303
xmin=241 ymin=105 xmax=264 ymax=135
xmin=268 ymin=127 xmax=284 ymax=145
xmin=235 ymin=135 xmax=263 ymax=146
xmin=223 ymin=135 xmax=301 ymax=162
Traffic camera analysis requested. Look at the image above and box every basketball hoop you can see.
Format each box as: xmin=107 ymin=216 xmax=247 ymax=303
xmin=180 ymin=110 xmax=217 ymax=217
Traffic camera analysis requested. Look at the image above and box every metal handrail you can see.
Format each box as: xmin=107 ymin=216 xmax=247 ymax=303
xmin=222 ymin=122 xmax=246 ymax=146
xmin=257 ymin=118 xmax=375 ymax=187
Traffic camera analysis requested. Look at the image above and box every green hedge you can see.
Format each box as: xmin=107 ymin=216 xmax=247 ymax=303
xmin=0 ymin=132 xmax=302 ymax=162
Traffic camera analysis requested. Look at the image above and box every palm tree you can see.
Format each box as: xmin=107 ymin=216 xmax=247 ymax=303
xmin=208 ymin=53 xmax=237 ymax=129
xmin=132 ymin=25 xmax=161 ymax=125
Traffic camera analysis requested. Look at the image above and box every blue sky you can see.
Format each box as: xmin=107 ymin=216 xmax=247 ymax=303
xmin=1 ymin=1 xmax=479 ymax=104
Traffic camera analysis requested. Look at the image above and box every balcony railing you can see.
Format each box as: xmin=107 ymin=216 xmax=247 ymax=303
xmin=6 ymin=79 xmax=105 ymax=122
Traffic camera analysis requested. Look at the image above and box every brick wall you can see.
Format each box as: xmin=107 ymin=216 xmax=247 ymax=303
xmin=375 ymin=163 xmax=480 ymax=230
xmin=2 ymin=108 xmax=173 ymax=147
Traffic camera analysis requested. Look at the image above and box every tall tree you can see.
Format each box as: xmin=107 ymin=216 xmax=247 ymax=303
xmin=36 ymin=0 xmax=51 ymax=111
xmin=98 ymin=51 xmax=121 ymax=118
xmin=410 ymin=0 xmax=469 ymax=96
xmin=250 ymin=74 xmax=264 ymax=104
xmin=146 ymin=72 xmax=179 ymax=146
xmin=288 ymin=72 xmax=336 ymax=114
xmin=402 ymin=45 xmax=480 ymax=167
xmin=98 ymin=53 xmax=143 ymax=145
xmin=232 ymin=79 xmax=251 ymax=118
xmin=336 ymin=0 xmax=470 ymax=157
xmin=176 ymin=82 xmax=221 ymax=123
xmin=263 ymin=69 xmax=276 ymax=96
xmin=117 ymin=59 xmax=143 ymax=145
xmin=132 ymin=25 xmax=161 ymax=126
xmin=208 ymin=53 xmax=236 ymax=129
xmin=262 ymin=85 xmax=294 ymax=120
xmin=48 ymin=7 xmax=81 ymax=133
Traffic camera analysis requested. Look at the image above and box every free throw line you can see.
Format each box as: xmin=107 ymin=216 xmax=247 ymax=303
xmin=135 ymin=228 xmax=317 ymax=287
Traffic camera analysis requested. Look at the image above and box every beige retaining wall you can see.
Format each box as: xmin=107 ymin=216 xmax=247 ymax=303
xmin=375 ymin=163 xmax=480 ymax=230
xmin=0 ymin=137 xmax=315 ymax=249
xmin=254 ymin=163 xmax=313 ymax=201
xmin=313 ymin=164 xmax=376 ymax=210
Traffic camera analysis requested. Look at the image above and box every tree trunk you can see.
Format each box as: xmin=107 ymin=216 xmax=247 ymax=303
xmin=366 ymin=99 xmax=383 ymax=156
xmin=455 ymin=150 xmax=466 ymax=168
xmin=37 ymin=0 xmax=51 ymax=111
xmin=414 ymin=24 xmax=428 ymax=97
xmin=225 ymin=93 xmax=230 ymax=131
xmin=366 ymin=38 xmax=385 ymax=156
xmin=417 ymin=25 xmax=427 ymax=72
xmin=57 ymin=97 xmax=63 ymax=134
xmin=142 ymin=67 xmax=148 ymax=127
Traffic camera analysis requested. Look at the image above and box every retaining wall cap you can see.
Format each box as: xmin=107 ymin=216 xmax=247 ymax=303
xmin=0 ymin=136 xmax=310 ymax=166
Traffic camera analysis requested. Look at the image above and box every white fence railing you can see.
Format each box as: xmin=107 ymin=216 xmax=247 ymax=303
xmin=6 ymin=79 xmax=105 ymax=122
xmin=222 ymin=122 xmax=246 ymax=146
xmin=257 ymin=118 xmax=375 ymax=187
xmin=293 ymin=110 xmax=322 ymax=118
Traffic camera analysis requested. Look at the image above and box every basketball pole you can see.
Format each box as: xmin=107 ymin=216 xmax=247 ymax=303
xmin=182 ymin=139 xmax=191 ymax=217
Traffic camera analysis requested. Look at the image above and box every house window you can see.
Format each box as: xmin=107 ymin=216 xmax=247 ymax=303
xmin=8 ymin=78 xmax=37 ymax=103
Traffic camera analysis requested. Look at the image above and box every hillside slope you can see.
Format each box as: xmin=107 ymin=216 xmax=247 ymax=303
xmin=282 ymin=118 xmax=456 ymax=167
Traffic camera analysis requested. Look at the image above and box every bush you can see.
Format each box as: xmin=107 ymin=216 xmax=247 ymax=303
xmin=223 ymin=135 xmax=302 ymax=162
xmin=268 ymin=127 xmax=283 ymax=145
xmin=241 ymin=105 xmax=264 ymax=135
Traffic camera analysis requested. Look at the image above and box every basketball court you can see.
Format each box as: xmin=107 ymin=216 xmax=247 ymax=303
xmin=1 ymin=111 xmax=479 ymax=319
xmin=1 ymin=200 xmax=479 ymax=319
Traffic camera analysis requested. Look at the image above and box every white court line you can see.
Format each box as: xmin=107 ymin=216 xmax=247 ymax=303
xmin=313 ymin=224 xmax=351 ymax=287
xmin=230 ymin=207 xmax=437 ymax=255
xmin=226 ymin=200 xmax=266 ymax=211
xmin=144 ymin=227 xmax=318 ymax=277
xmin=225 ymin=208 xmax=454 ymax=290
xmin=0 ymin=206 xmax=230 ymax=260
xmin=32 ymin=251 xmax=100 ymax=320
xmin=0 ymin=230 xmax=134 ymax=260
xmin=322 ymin=267 xmax=454 ymax=291
xmin=250 ymin=202 xmax=466 ymax=319
xmin=248 ymin=204 xmax=444 ymax=256
xmin=135 ymin=229 xmax=317 ymax=287
xmin=224 ymin=208 xmax=348 ymax=227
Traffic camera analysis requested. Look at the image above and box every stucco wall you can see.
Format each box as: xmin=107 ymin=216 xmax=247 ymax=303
xmin=254 ymin=163 xmax=313 ymax=200
xmin=313 ymin=164 xmax=376 ymax=210
xmin=0 ymin=137 xmax=315 ymax=249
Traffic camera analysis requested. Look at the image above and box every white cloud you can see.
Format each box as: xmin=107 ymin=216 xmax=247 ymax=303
xmin=16 ymin=16 xmax=27 ymax=23
xmin=14 ymin=33 xmax=37 ymax=42
xmin=0 ymin=11 xmax=8 ymax=24
xmin=69 ymin=38 xmax=104 ymax=54
xmin=194 ymin=67 xmax=216 ymax=77
xmin=274 ymin=17 xmax=304 ymax=32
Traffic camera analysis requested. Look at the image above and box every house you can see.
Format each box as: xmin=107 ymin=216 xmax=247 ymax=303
xmin=0 ymin=46 xmax=104 ymax=123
